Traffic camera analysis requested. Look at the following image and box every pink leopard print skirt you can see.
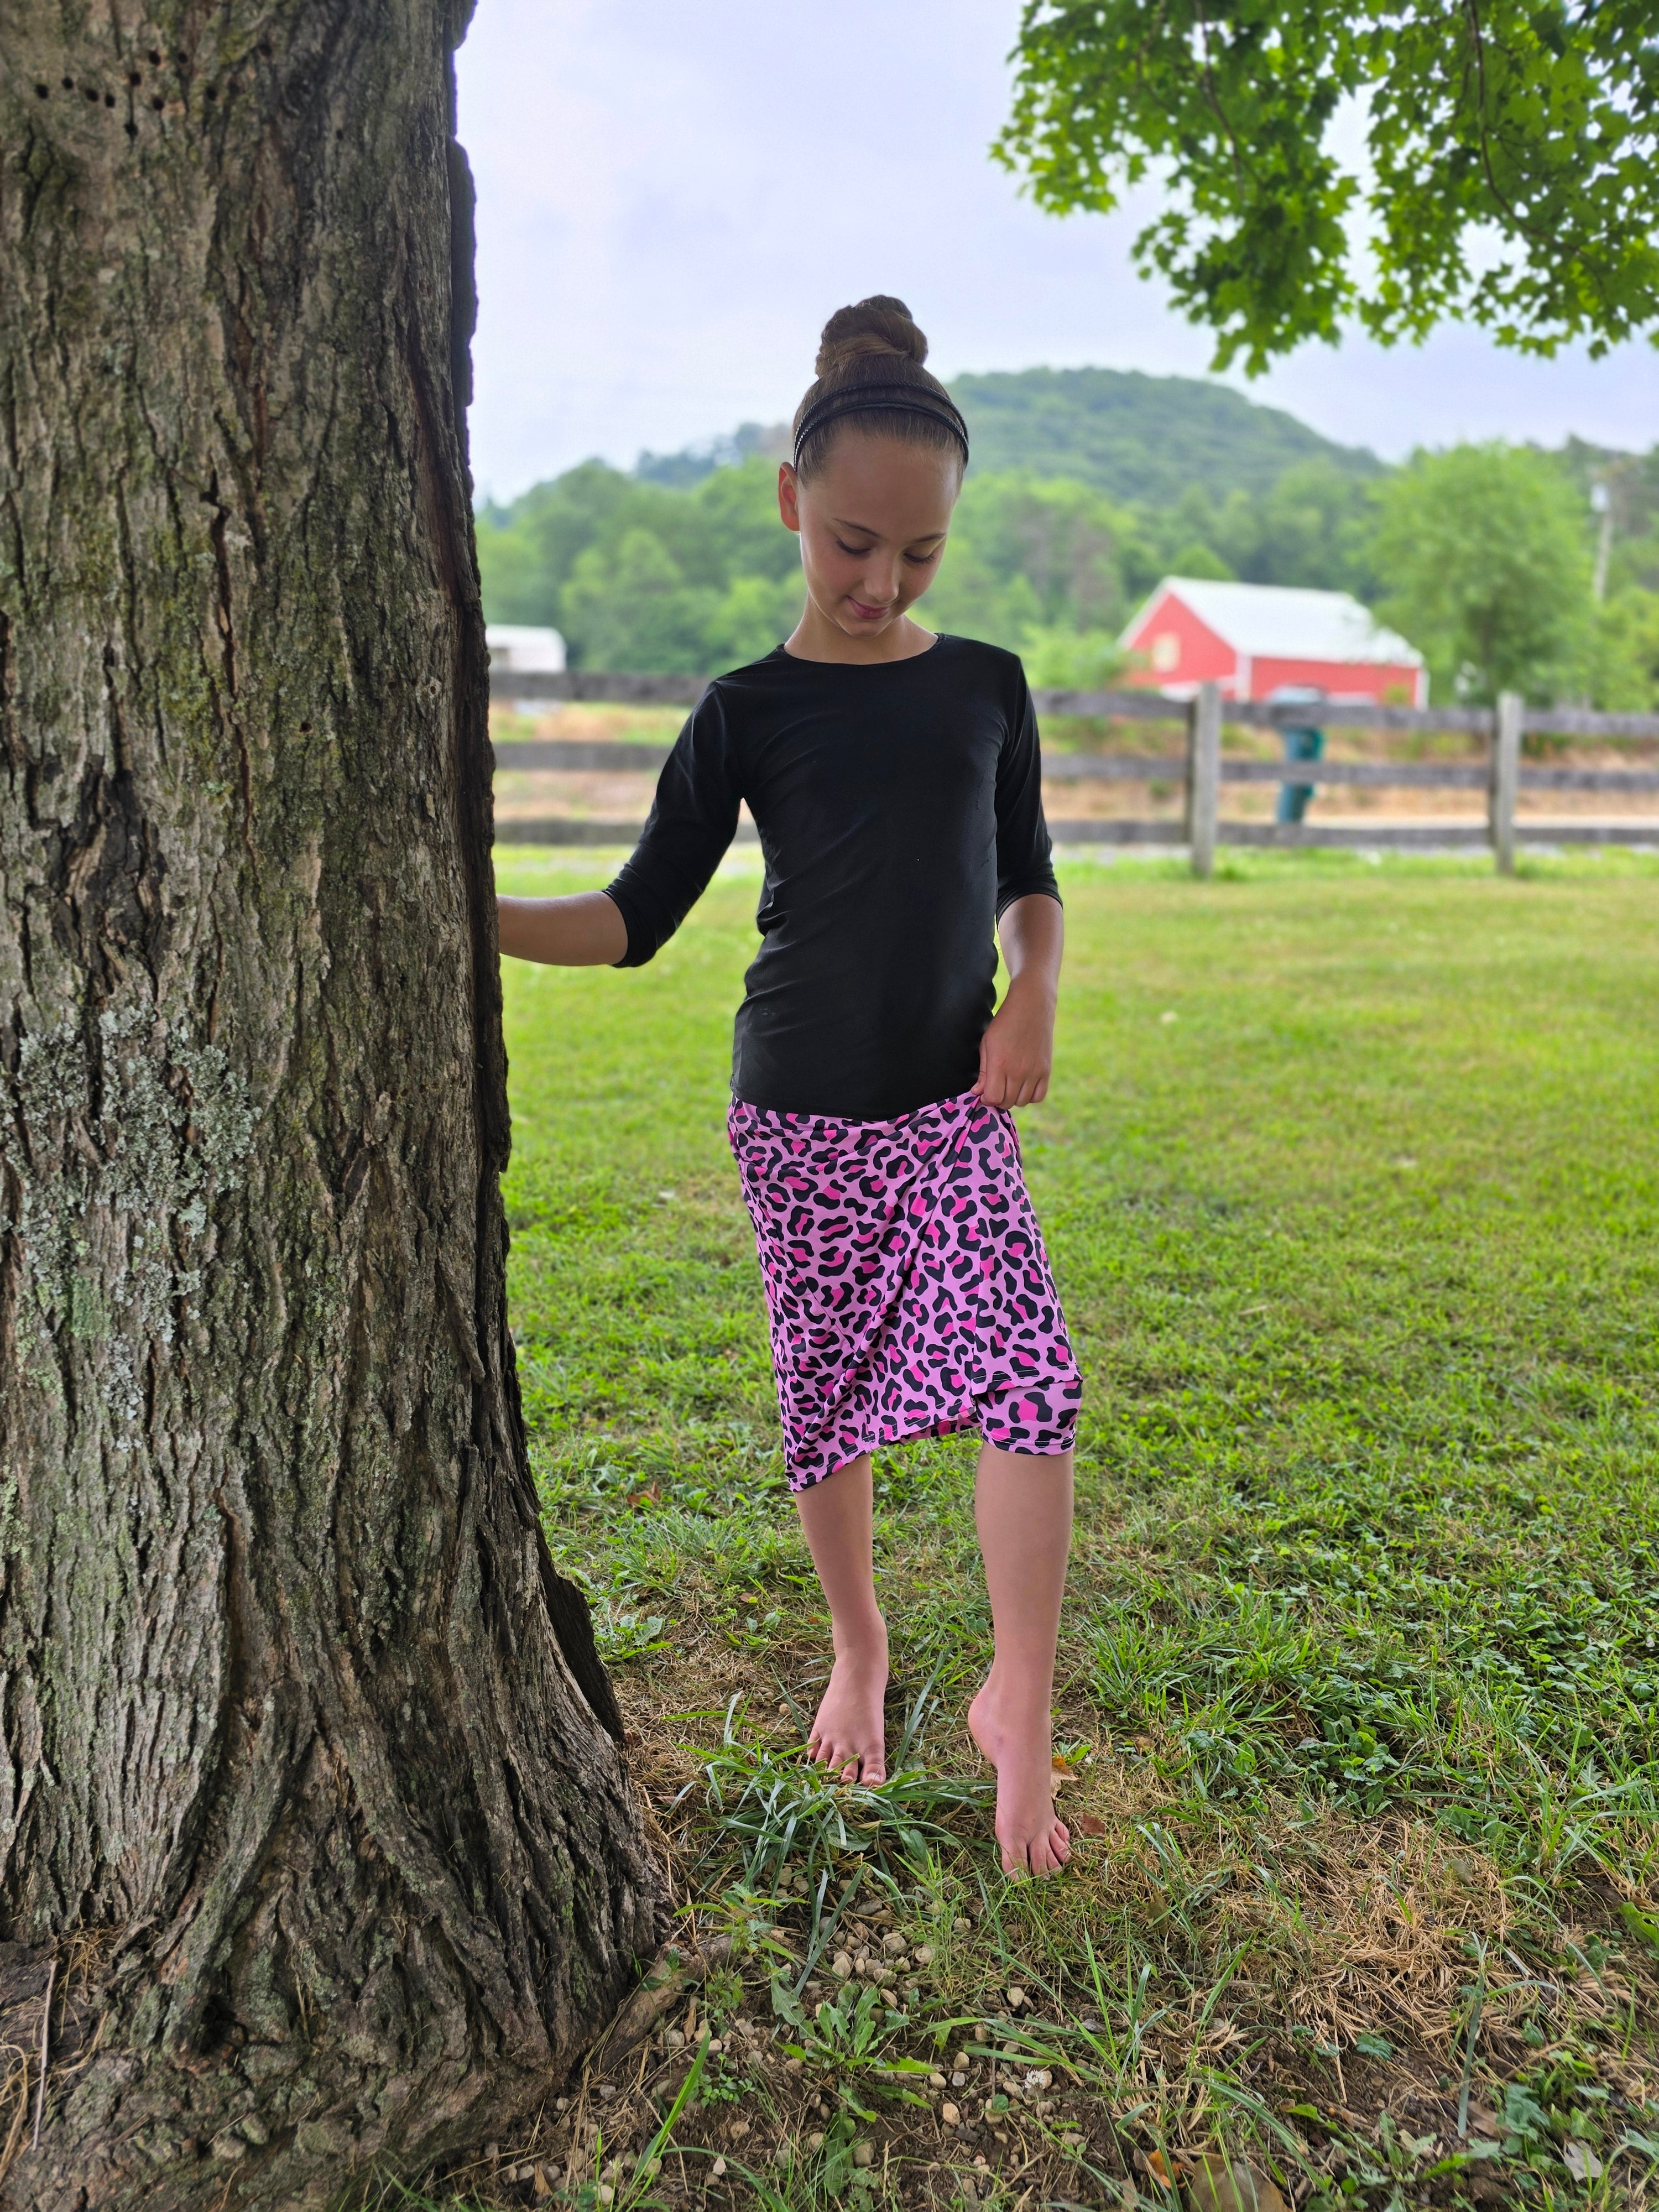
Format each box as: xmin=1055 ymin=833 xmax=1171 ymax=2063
xmin=728 ymin=1088 xmax=1082 ymax=1491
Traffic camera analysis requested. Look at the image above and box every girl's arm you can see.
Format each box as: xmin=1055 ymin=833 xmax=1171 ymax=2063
xmin=974 ymin=893 xmax=1063 ymax=1108
xmin=504 ymin=693 xmax=739 ymax=972
xmin=498 ymin=890 xmax=628 ymax=966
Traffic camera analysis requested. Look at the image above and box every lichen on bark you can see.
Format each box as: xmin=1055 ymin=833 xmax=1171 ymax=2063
xmin=0 ymin=6 xmax=661 ymax=2206
xmin=6 ymin=1003 xmax=255 ymax=1423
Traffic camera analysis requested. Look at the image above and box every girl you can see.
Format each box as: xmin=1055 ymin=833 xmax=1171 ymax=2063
xmin=499 ymin=298 xmax=1082 ymax=1877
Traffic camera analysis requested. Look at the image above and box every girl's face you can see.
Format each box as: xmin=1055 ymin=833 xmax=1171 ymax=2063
xmin=778 ymin=434 xmax=961 ymax=644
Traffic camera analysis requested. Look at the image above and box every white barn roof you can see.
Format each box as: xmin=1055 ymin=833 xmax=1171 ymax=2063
xmin=1125 ymin=579 xmax=1422 ymax=667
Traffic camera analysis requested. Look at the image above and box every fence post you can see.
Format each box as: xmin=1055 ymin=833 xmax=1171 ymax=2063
xmin=1491 ymin=691 xmax=1522 ymax=874
xmin=1187 ymin=682 xmax=1222 ymax=879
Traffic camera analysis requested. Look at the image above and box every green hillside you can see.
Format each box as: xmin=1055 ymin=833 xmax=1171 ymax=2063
xmin=948 ymin=367 xmax=1381 ymax=504
xmin=635 ymin=368 xmax=1382 ymax=508
xmin=478 ymin=375 xmax=1655 ymax=706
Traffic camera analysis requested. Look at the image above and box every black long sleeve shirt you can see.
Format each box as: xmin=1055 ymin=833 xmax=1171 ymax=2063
xmin=604 ymin=635 xmax=1061 ymax=1120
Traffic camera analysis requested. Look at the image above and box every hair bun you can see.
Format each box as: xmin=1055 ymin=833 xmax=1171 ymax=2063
xmin=815 ymin=296 xmax=928 ymax=377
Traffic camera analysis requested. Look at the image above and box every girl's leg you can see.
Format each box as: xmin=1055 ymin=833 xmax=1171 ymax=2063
xmin=967 ymin=1444 xmax=1074 ymax=1876
xmin=794 ymin=1454 xmax=889 ymax=1783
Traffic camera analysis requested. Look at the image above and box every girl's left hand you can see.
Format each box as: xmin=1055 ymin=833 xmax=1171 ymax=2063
xmin=973 ymin=974 xmax=1055 ymax=1107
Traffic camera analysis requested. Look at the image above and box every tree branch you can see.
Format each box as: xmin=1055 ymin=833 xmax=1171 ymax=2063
xmin=1195 ymin=10 xmax=1258 ymax=185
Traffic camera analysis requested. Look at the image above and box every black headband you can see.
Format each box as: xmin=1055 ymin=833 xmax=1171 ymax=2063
xmin=792 ymin=380 xmax=970 ymax=468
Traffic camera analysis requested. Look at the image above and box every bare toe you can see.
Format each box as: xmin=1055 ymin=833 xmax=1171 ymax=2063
xmin=1031 ymin=1825 xmax=1071 ymax=1876
xmin=811 ymin=1735 xmax=847 ymax=1777
xmin=804 ymin=1645 xmax=888 ymax=1790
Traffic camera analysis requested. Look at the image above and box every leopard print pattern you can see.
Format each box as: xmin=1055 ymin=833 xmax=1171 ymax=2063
xmin=728 ymin=1088 xmax=1082 ymax=1490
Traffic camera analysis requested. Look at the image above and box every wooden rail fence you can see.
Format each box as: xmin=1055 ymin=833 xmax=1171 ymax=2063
xmin=488 ymin=669 xmax=1659 ymax=878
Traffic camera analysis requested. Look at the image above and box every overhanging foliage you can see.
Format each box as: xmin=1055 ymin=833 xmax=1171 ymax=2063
xmin=996 ymin=2 xmax=1659 ymax=373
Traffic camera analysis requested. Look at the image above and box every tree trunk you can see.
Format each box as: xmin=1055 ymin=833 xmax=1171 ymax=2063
xmin=0 ymin=7 xmax=662 ymax=2206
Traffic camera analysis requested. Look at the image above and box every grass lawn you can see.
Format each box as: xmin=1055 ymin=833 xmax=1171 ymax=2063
xmin=449 ymin=851 xmax=1659 ymax=2212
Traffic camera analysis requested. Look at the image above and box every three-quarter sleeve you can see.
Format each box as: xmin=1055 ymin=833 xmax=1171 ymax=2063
xmin=994 ymin=666 xmax=1061 ymax=918
xmin=604 ymin=687 xmax=743 ymax=966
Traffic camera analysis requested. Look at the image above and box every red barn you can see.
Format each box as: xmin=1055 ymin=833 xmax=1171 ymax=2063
xmin=1120 ymin=578 xmax=1427 ymax=706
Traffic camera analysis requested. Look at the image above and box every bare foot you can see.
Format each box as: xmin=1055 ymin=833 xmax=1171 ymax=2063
xmin=806 ymin=1630 xmax=889 ymax=1786
xmin=968 ymin=1676 xmax=1071 ymax=1877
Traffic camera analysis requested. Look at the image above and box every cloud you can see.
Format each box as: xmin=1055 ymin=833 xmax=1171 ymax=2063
xmin=457 ymin=0 xmax=1656 ymax=498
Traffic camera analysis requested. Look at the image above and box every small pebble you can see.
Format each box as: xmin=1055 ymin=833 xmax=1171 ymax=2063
xmin=711 ymin=2157 xmax=727 ymax=2179
xmin=951 ymin=2070 xmax=967 ymax=2088
xmin=929 ymin=2071 xmax=947 ymax=2090
xmin=807 ymin=2132 xmax=826 ymax=2152
xmin=597 ymin=2080 xmax=618 ymax=2100
xmin=665 ymin=2028 xmax=686 ymax=2051
xmin=913 ymin=1944 xmax=935 ymax=1965
xmin=852 ymin=2141 xmax=874 ymax=2168
xmin=953 ymin=1917 xmax=971 ymax=1933
xmin=1025 ymin=2069 xmax=1051 ymax=2090
xmin=597 ymin=2192 xmax=614 ymax=2208
xmin=730 ymin=2118 xmax=750 ymax=2140
xmin=941 ymin=2103 xmax=961 ymax=2126
xmin=881 ymin=1931 xmax=907 ymax=1955
xmin=832 ymin=1951 xmax=853 ymax=1979
xmin=1006 ymin=1986 xmax=1027 ymax=2009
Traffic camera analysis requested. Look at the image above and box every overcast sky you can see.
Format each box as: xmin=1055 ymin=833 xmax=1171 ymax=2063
xmin=455 ymin=0 xmax=1655 ymax=502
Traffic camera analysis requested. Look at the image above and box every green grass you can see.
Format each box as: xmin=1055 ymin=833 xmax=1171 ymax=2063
xmin=471 ymin=849 xmax=1659 ymax=2212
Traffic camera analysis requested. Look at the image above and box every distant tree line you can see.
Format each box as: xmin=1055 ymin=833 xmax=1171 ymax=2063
xmin=478 ymin=404 xmax=1659 ymax=710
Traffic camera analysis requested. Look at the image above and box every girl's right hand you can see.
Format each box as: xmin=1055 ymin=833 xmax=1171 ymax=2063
xmin=497 ymin=891 xmax=628 ymax=966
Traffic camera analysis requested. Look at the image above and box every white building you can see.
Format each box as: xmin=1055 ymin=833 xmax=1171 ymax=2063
xmin=486 ymin=624 xmax=566 ymax=716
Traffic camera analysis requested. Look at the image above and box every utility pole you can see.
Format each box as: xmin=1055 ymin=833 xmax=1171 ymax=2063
xmin=1590 ymin=480 xmax=1613 ymax=606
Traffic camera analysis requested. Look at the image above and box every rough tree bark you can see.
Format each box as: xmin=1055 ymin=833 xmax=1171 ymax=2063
xmin=0 ymin=7 xmax=663 ymax=2206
